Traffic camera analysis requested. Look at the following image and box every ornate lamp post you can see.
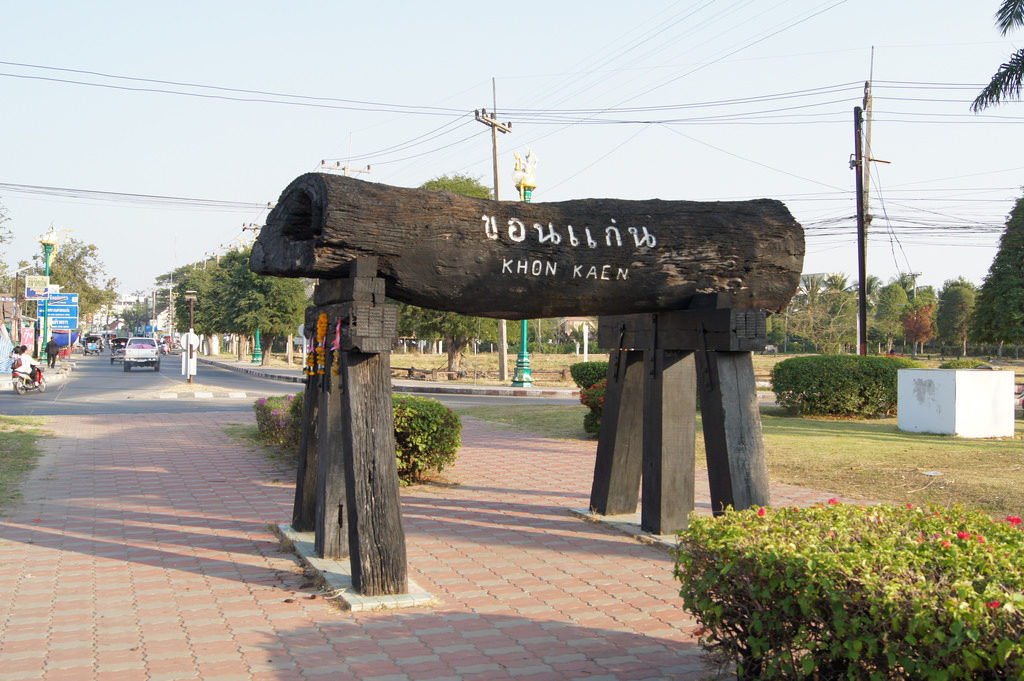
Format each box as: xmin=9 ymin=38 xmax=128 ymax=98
xmin=252 ymin=329 xmax=263 ymax=364
xmin=510 ymin=150 xmax=538 ymax=387
xmin=36 ymin=227 xmax=62 ymax=356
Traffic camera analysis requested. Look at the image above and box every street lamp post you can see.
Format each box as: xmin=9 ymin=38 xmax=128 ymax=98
xmin=252 ymin=329 xmax=262 ymax=364
xmin=37 ymin=228 xmax=61 ymax=357
xmin=510 ymin=150 xmax=538 ymax=388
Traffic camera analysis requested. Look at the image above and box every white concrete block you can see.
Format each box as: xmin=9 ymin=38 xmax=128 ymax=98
xmin=898 ymin=369 xmax=1016 ymax=438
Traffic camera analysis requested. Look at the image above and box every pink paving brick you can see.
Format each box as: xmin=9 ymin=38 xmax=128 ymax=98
xmin=0 ymin=410 xmax=859 ymax=680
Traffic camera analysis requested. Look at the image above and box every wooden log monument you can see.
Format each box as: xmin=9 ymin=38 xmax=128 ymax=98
xmin=252 ymin=173 xmax=804 ymax=595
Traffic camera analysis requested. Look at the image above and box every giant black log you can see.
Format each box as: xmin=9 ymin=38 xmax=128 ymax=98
xmin=251 ymin=173 xmax=804 ymax=318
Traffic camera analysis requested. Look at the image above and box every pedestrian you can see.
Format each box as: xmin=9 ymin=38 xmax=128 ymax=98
xmin=45 ymin=337 xmax=60 ymax=369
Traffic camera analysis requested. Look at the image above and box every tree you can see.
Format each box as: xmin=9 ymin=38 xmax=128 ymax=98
xmin=873 ymin=282 xmax=910 ymax=354
xmin=973 ymin=1 xmax=1024 ymax=111
xmin=972 ymin=194 xmax=1024 ymax=355
xmin=418 ymin=173 xmax=491 ymax=199
xmin=210 ymin=248 xmax=307 ymax=364
xmin=0 ymin=199 xmax=11 ymax=267
xmin=171 ymin=262 xmax=220 ymax=336
xmin=403 ymin=174 xmax=496 ymax=373
xmin=786 ymin=273 xmax=857 ymax=353
xmin=46 ymin=237 xmax=119 ymax=320
xmin=936 ymin=278 xmax=977 ymax=357
xmin=902 ymin=303 xmax=935 ymax=356
xmin=118 ymin=301 xmax=151 ymax=335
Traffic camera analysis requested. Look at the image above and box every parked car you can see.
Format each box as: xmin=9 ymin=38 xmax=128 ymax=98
xmin=109 ymin=337 xmax=128 ymax=364
xmin=123 ymin=337 xmax=160 ymax=372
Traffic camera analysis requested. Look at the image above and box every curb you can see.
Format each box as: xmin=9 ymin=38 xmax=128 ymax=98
xmin=199 ymin=358 xmax=580 ymax=398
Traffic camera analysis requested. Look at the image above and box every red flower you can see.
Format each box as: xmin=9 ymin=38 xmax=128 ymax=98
xmin=941 ymin=540 xmax=952 ymax=548
xmin=906 ymin=503 xmax=913 ymax=509
xmin=957 ymin=531 xmax=970 ymax=540
xmin=827 ymin=498 xmax=839 ymax=505
xmin=757 ymin=507 xmax=767 ymax=517
xmin=1006 ymin=516 xmax=1022 ymax=526
xmin=987 ymin=600 xmax=1001 ymax=609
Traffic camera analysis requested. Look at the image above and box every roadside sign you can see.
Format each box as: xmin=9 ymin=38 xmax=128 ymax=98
xmin=25 ymin=276 xmax=49 ymax=300
xmin=47 ymin=293 xmax=77 ymax=306
xmin=46 ymin=293 xmax=79 ymax=332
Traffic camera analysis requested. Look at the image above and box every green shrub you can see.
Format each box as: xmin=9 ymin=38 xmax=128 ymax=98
xmin=580 ymin=378 xmax=607 ymax=434
xmin=939 ymin=358 xmax=989 ymax=369
xmin=771 ymin=354 xmax=923 ymax=417
xmin=675 ymin=503 xmax=1024 ymax=680
xmin=253 ymin=392 xmax=461 ymax=483
xmin=392 ymin=394 xmax=462 ymax=482
xmin=570 ymin=361 xmax=608 ymax=391
xmin=253 ymin=393 xmax=304 ymax=449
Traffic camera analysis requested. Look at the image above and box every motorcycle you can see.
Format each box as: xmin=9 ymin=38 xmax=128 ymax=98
xmin=12 ymin=367 xmax=46 ymax=395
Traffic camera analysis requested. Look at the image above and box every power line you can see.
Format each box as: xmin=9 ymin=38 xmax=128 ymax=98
xmin=0 ymin=181 xmax=270 ymax=212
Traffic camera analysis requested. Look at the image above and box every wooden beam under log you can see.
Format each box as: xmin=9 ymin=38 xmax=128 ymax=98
xmin=251 ymin=173 xmax=804 ymax=318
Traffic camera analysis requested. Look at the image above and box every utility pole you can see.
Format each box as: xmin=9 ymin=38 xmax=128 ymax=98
xmin=475 ymin=78 xmax=513 ymax=381
xmin=321 ymin=160 xmax=371 ymax=177
xmin=853 ymin=107 xmax=868 ymax=357
xmin=862 ymin=49 xmax=875 ymax=229
xmin=853 ymin=63 xmax=888 ymax=357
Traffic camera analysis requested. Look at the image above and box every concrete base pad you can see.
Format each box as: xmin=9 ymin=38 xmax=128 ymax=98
xmin=275 ymin=523 xmax=436 ymax=612
xmin=568 ymin=508 xmax=680 ymax=552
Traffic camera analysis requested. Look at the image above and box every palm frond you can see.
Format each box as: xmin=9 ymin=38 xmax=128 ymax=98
xmin=971 ymin=49 xmax=1024 ymax=111
xmin=996 ymin=0 xmax=1024 ymax=34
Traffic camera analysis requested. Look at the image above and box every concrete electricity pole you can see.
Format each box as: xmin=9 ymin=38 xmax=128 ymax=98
xmin=475 ymin=78 xmax=513 ymax=380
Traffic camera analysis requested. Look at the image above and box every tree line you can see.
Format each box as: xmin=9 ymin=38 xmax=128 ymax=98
xmin=779 ymin=192 xmax=1024 ymax=358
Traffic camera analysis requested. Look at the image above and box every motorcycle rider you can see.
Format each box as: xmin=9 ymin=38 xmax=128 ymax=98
xmin=12 ymin=345 xmax=42 ymax=386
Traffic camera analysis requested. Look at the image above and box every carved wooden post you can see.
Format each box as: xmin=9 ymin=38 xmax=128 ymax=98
xmin=291 ymin=306 xmax=319 ymax=532
xmin=697 ymin=349 xmax=770 ymax=514
xmin=338 ymin=348 xmax=407 ymax=594
xmin=589 ymin=348 xmax=644 ymax=515
xmin=641 ymin=348 xmax=696 ymax=533
xmin=316 ymin=257 xmax=406 ymax=595
xmin=314 ymin=322 xmax=349 ymax=559
xmin=596 ymin=300 xmax=771 ymax=530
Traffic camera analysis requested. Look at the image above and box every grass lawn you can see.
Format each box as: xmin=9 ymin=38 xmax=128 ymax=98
xmin=456 ymin=403 xmax=1024 ymax=520
xmin=0 ymin=415 xmax=49 ymax=513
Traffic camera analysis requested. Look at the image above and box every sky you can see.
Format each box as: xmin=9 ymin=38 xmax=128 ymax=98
xmin=2 ymin=1 xmax=1023 ymax=299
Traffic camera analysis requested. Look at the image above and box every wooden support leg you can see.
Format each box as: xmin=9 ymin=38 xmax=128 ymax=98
xmin=291 ymin=365 xmax=320 ymax=532
xmin=590 ymin=349 xmax=644 ymax=516
xmin=696 ymin=350 xmax=770 ymax=514
xmin=339 ymin=350 xmax=408 ymax=596
xmin=314 ymin=345 xmax=349 ymax=560
xmin=641 ymin=350 xmax=696 ymax=534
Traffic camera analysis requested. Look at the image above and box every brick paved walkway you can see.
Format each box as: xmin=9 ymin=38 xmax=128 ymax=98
xmin=0 ymin=412 xmax=845 ymax=681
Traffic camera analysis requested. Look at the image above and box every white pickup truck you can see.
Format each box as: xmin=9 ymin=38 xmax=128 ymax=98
xmin=123 ymin=336 xmax=161 ymax=372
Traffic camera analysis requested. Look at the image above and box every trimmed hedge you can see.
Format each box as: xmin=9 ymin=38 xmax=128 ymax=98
xmin=570 ymin=361 xmax=608 ymax=391
xmin=771 ymin=354 xmax=923 ymax=417
xmin=675 ymin=503 xmax=1024 ymax=680
xmin=939 ymin=358 xmax=989 ymax=369
xmin=392 ymin=394 xmax=462 ymax=482
xmin=253 ymin=392 xmax=461 ymax=483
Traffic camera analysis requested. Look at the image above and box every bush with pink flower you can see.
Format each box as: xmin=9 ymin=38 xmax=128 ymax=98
xmin=675 ymin=501 xmax=1024 ymax=679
